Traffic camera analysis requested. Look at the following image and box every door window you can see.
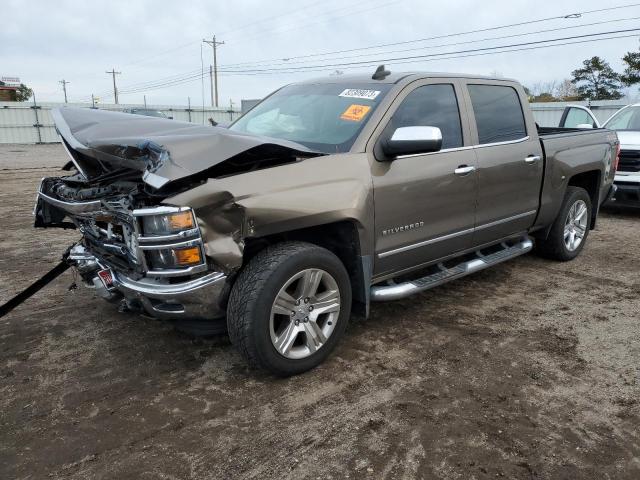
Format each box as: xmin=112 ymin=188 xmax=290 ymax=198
xmin=390 ymin=84 xmax=463 ymax=149
xmin=468 ymin=85 xmax=527 ymax=144
xmin=562 ymin=107 xmax=595 ymax=128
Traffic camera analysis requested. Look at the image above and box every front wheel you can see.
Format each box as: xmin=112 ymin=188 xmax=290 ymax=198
xmin=536 ymin=186 xmax=592 ymax=261
xmin=227 ymin=241 xmax=352 ymax=376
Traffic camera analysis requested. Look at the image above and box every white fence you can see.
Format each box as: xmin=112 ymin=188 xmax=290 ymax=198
xmin=0 ymin=100 xmax=242 ymax=144
xmin=0 ymin=99 xmax=631 ymax=144
xmin=529 ymin=100 xmax=627 ymax=127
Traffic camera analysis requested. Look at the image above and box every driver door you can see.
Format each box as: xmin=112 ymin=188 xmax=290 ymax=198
xmin=370 ymin=80 xmax=478 ymax=277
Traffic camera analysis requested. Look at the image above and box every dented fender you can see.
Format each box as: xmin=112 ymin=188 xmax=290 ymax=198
xmin=165 ymin=153 xmax=375 ymax=271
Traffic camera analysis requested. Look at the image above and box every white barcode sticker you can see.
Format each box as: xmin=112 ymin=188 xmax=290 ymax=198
xmin=338 ymin=88 xmax=380 ymax=100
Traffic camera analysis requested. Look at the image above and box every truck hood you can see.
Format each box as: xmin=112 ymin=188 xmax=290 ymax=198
xmin=52 ymin=107 xmax=320 ymax=189
xmin=614 ymin=130 xmax=640 ymax=150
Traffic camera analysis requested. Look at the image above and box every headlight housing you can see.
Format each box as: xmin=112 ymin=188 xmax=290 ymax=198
xmin=141 ymin=210 xmax=195 ymax=235
xmin=145 ymin=245 xmax=204 ymax=269
xmin=133 ymin=206 xmax=208 ymax=275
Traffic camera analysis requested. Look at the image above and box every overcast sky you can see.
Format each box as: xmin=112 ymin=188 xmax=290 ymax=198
xmin=2 ymin=0 xmax=640 ymax=107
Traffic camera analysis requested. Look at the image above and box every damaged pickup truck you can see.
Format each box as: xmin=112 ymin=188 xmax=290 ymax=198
xmin=34 ymin=69 xmax=618 ymax=376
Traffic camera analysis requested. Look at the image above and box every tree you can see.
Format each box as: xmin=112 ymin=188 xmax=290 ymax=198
xmin=555 ymin=79 xmax=580 ymax=101
xmin=532 ymin=92 xmax=557 ymax=102
xmin=15 ymin=83 xmax=33 ymax=102
xmin=571 ymin=56 xmax=622 ymax=100
xmin=621 ymin=50 xmax=640 ymax=87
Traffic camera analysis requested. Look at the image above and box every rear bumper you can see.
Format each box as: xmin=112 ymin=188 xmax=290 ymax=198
xmin=72 ymin=245 xmax=228 ymax=320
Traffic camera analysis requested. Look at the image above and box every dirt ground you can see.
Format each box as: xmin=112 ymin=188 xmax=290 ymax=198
xmin=1 ymin=144 xmax=639 ymax=480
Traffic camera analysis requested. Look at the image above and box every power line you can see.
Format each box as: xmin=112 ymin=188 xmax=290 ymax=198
xmin=220 ymin=2 xmax=640 ymax=68
xmin=219 ymin=15 xmax=640 ymax=70
xmin=114 ymin=30 xmax=640 ymax=95
xmin=214 ymin=27 xmax=640 ymax=73
xmin=113 ymin=15 xmax=638 ymax=96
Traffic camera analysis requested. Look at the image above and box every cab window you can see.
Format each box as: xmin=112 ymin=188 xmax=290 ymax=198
xmin=468 ymin=85 xmax=527 ymax=144
xmin=389 ymin=84 xmax=463 ymax=149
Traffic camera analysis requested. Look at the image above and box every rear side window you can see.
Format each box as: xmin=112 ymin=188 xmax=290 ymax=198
xmin=468 ymin=85 xmax=527 ymax=144
xmin=390 ymin=84 xmax=463 ymax=149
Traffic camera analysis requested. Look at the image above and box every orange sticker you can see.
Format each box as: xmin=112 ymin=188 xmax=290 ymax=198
xmin=340 ymin=104 xmax=371 ymax=122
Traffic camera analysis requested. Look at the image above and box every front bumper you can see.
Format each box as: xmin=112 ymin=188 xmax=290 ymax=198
xmin=72 ymin=246 xmax=228 ymax=320
xmin=608 ymin=180 xmax=640 ymax=208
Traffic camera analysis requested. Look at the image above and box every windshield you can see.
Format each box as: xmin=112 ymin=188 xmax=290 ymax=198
xmin=229 ymin=83 xmax=391 ymax=153
xmin=604 ymin=106 xmax=640 ymax=131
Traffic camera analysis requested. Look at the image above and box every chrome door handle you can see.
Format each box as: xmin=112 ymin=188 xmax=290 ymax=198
xmin=525 ymin=155 xmax=541 ymax=164
xmin=454 ymin=165 xmax=476 ymax=176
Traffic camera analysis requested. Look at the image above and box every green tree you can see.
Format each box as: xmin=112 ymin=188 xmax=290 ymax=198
xmin=571 ymin=56 xmax=623 ymax=100
xmin=15 ymin=83 xmax=33 ymax=102
xmin=621 ymin=50 xmax=640 ymax=87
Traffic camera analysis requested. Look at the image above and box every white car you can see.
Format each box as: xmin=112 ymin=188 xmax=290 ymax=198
xmin=559 ymin=104 xmax=640 ymax=207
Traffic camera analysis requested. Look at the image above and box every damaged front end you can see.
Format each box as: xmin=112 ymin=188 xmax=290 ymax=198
xmin=35 ymin=107 xmax=320 ymax=321
xmin=35 ymin=179 xmax=228 ymax=319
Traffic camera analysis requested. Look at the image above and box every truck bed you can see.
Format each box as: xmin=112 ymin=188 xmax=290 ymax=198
xmin=537 ymin=126 xmax=603 ymax=136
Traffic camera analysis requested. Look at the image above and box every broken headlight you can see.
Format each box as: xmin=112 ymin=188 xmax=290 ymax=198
xmin=141 ymin=210 xmax=195 ymax=235
xmin=146 ymin=246 xmax=203 ymax=269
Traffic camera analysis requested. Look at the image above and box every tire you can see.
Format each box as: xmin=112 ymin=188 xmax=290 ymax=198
xmin=227 ymin=241 xmax=352 ymax=376
xmin=536 ymin=186 xmax=592 ymax=261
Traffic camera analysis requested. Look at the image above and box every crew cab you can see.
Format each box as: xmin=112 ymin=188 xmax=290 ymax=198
xmin=34 ymin=69 xmax=618 ymax=375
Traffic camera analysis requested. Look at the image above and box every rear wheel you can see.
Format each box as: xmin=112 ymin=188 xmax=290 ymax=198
xmin=227 ymin=241 xmax=351 ymax=376
xmin=536 ymin=186 xmax=592 ymax=261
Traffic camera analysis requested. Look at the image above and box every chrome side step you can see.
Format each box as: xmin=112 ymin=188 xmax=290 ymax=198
xmin=370 ymin=237 xmax=533 ymax=301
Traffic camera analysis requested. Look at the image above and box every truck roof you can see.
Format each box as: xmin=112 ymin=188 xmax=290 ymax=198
xmin=297 ymin=70 xmax=518 ymax=85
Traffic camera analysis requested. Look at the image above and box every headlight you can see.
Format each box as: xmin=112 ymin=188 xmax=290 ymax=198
xmin=146 ymin=246 xmax=203 ymax=269
xmin=142 ymin=210 xmax=195 ymax=235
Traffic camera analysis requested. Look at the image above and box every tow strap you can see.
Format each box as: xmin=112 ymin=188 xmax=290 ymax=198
xmin=0 ymin=256 xmax=71 ymax=318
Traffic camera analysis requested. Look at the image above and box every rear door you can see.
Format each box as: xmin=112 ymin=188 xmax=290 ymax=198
xmin=463 ymin=82 xmax=544 ymax=245
xmin=370 ymin=80 xmax=477 ymax=277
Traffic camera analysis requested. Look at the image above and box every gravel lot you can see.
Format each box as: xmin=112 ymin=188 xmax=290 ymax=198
xmin=1 ymin=144 xmax=639 ymax=480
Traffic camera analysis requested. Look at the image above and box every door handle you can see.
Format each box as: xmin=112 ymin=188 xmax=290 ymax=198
xmin=454 ymin=165 xmax=476 ymax=176
xmin=525 ymin=155 xmax=541 ymax=164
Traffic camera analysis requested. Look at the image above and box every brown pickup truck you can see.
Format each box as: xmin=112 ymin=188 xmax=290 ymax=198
xmin=34 ymin=68 xmax=618 ymax=375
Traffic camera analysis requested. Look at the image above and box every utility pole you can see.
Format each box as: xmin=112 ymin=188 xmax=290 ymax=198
xmin=203 ymin=36 xmax=224 ymax=107
xmin=209 ymin=65 xmax=214 ymax=107
xmin=59 ymin=79 xmax=70 ymax=103
xmin=105 ymin=68 xmax=121 ymax=104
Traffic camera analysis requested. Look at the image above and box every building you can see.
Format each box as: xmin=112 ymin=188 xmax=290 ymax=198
xmin=0 ymin=83 xmax=19 ymax=101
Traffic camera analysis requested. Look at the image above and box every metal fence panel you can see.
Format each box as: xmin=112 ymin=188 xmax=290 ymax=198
xmin=529 ymin=100 xmax=628 ymax=127
xmin=2 ymin=99 xmax=632 ymax=144
xmin=0 ymin=101 xmax=242 ymax=144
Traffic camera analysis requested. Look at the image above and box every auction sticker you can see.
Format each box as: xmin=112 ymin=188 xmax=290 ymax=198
xmin=339 ymin=88 xmax=380 ymax=100
xmin=340 ymin=104 xmax=371 ymax=122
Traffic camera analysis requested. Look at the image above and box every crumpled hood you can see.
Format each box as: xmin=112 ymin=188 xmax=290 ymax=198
xmin=52 ymin=107 xmax=319 ymax=188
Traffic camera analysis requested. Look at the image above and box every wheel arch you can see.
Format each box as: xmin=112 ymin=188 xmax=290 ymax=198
xmin=567 ymin=169 xmax=601 ymax=229
xmin=242 ymin=220 xmax=371 ymax=317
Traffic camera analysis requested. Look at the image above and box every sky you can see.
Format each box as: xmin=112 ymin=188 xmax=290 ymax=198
xmin=2 ymin=0 xmax=640 ymax=108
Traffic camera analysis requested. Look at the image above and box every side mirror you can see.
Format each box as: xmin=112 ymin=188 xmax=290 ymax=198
xmin=382 ymin=126 xmax=443 ymax=157
xmin=576 ymin=123 xmax=593 ymax=129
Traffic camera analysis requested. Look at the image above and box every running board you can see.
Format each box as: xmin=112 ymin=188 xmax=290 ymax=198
xmin=370 ymin=237 xmax=533 ymax=302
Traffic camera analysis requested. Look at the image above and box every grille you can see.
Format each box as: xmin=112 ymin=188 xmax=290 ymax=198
xmin=618 ymin=150 xmax=640 ymax=172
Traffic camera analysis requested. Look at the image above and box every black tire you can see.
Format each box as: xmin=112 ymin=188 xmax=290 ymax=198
xmin=536 ymin=186 xmax=592 ymax=261
xmin=227 ymin=241 xmax=352 ymax=376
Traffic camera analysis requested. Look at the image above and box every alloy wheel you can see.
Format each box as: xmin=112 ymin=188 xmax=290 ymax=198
xmin=269 ymin=268 xmax=341 ymax=360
